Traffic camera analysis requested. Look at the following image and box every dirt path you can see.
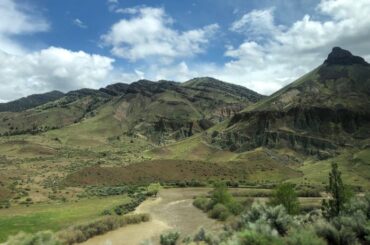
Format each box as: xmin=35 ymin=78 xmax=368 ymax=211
xmin=81 ymin=188 xmax=221 ymax=245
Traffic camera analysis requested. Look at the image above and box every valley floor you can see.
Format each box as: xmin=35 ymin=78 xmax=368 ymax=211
xmin=80 ymin=187 xmax=324 ymax=245
xmin=81 ymin=188 xmax=222 ymax=245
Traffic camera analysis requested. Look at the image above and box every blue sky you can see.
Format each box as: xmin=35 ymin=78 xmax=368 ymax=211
xmin=0 ymin=0 xmax=370 ymax=101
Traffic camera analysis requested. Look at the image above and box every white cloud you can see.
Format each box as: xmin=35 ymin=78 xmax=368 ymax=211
xmin=0 ymin=0 xmax=49 ymax=55
xmin=230 ymin=8 xmax=281 ymax=39
xmin=73 ymin=18 xmax=87 ymax=29
xmin=101 ymin=6 xmax=219 ymax=62
xmin=0 ymin=47 xmax=115 ymax=101
xmin=0 ymin=0 xmax=118 ymax=101
xmin=115 ymin=7 xmax=140 ymax=14
xmin=93 ymin=0 xmax=370 ymax=96
xmin=124 ymin=0 xmax=370 ymax=96
xmin=219 ymin=0 xmax=370 ymax=94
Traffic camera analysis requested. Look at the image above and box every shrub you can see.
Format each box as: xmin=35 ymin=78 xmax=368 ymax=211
xmin=6 ymin=231 xmax=61 ymax=245
xmin=193 ymin=197 xmax=212 ymax=212
xmin=226 ymin=200 xmax=244 ymax=215
xmin=314 ymin=220 xmax=340 ymax=245
xmin=240 ymin=203 xmax=293 ymax=236
xmin=269 ymin=183 xmax=300 ymax=215
xmin=343 ymin=194 xmax=370 ymax=219
xmin=147 ymin=183 xmax=162 ymax=197
xmin=194 ymin=182 xmax=243 ymax=220
xmin=208 ymin=203 xmax=231 ymax=221
xmin=333 ymin=211 xmax=370 ymax=242
xmin=237 ymin=229 xmax=284 ymax=245
xmin=111 ymin=194 xmax=147 ymax=215
xmin=58 ymin=213 xmax=150 ymax=244
xmin=284 ymin=229 xmax=326 ymax=245
xmin=191 ymin=228 xmax=220 ymax=244
xmin=211 ymin=182 xmax=233 ymax=205
xmin=160 ymin=231 xmax=180 ymax=245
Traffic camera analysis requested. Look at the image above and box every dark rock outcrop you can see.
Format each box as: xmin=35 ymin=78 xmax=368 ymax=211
xmin=99 ymin=83 xmax=129 ymax=96
xmin=324 ymin=47 xmax=369 ymax=66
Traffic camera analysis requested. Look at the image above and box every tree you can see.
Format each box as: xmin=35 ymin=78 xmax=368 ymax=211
xmin=269 ymin=183 xmax=300 ymax=215
xmin=211 ymin=181 xmax=233 ymax=205
xmin=321 ymin=162 xmax=352 ymax=219
xmin=147 ymin=183 xmax=161 ymax=197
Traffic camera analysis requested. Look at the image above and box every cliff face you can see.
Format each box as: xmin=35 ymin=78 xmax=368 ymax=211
xmin=212 ymin=47 xmax=370 ymax=158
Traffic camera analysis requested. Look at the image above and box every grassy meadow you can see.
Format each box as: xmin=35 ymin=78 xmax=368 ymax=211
xmin=0 ymin=195 xmax=130 ymax=242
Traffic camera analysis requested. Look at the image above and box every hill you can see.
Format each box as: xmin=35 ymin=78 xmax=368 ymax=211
xmin=0 ymin=77 xmax=263 ymax=143
xmin=0 ymin=91 xmax=64 ymax=112
xmin=210 ymin=47 xmax=370 ymax=159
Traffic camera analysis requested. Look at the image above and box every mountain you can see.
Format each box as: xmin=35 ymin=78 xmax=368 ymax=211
xmin=0 ymin=77 xmax=263 ymax=142
xmin=0 ymin=91 xmax=64 ymax=112
xmin=95 ymin=78 xmax=264 ymax=143
xmin=211 ymin=47 xmax=370 ymax=159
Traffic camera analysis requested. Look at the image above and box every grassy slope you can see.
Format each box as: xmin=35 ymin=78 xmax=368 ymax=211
xmin=289 ymin=148 xmax=370 ymax=189
xmin=45 ymin=99 xmax=123 ymax=147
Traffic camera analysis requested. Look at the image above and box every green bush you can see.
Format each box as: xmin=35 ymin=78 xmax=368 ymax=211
xmin=58 ymin=213 xmax=150 ymax=244
xmin=269 ymin=183 xmax=300 ymax=215
xmin=111 ymin=194 xmax=147 ymax=215
xmin=211 ymin=182 xmax=233 ymax=206
xmin=193 ymin=197 xmax=212 ymax=212
xmin=160 ymin=231 xmax=180 ymax=245
xmin=313 ymin=219 xmax=362 ymax=245
xmin=148 ymin=183 xmax=162 ymax=197
xmin=6 ymin=231 xmax=61 ymax=245
xmin=208 ymin=203 xmax=231 ymax=221
xmin=284 ymin=229 xmax=326 ymax=245
xmin=240 ymin=203 xmax=293 ymax=235
xmin=238 ymin=229 xmax=284 ymax=245
xmin=227 ymin=200 xmax=244 ymax=215
xmin=314 ymin=220 xmax=341 ymax=245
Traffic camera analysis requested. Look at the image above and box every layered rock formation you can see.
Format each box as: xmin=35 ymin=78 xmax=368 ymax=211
xmin=212 ymin=47 xmax=370 ymax=158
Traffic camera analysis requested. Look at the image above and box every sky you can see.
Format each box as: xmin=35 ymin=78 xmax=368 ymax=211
xmin=1 ymin=0 xmax=370 ymax=102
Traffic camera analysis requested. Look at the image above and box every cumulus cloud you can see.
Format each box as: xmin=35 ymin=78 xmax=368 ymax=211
xmin=219 ymin=0 xmax=370 ymax=94
xmin=0 ymin=0 xmax=118 ymax=101
xmin=101 ymin=6 xmax=219 ymax=62
xmin=99 ymin=0 xmax=370 ymax=96
xmin=0 ymin=47 xmax=114 ymax=101
xmin=0 ymin=0 xmax=49 ymax=54
xmin=230 ymin=8 xmax=281 ymax=39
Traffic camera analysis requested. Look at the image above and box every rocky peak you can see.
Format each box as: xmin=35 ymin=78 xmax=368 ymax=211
xmin=324 ymin=47 xmax=369 ymax=66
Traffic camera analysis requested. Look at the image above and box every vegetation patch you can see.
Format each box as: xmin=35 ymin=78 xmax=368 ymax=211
xmin=57 ymin=213 xmax=150 ymax=244
xmin=65 ymin=159 xmax=302 ymax=186
xmin=185 ymin=163 xmax=370 ymax=245
xmin=193 ymin=182 xmax=243 ymax=221
xmin=0 ymin=196 xmax=129 ymax=242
